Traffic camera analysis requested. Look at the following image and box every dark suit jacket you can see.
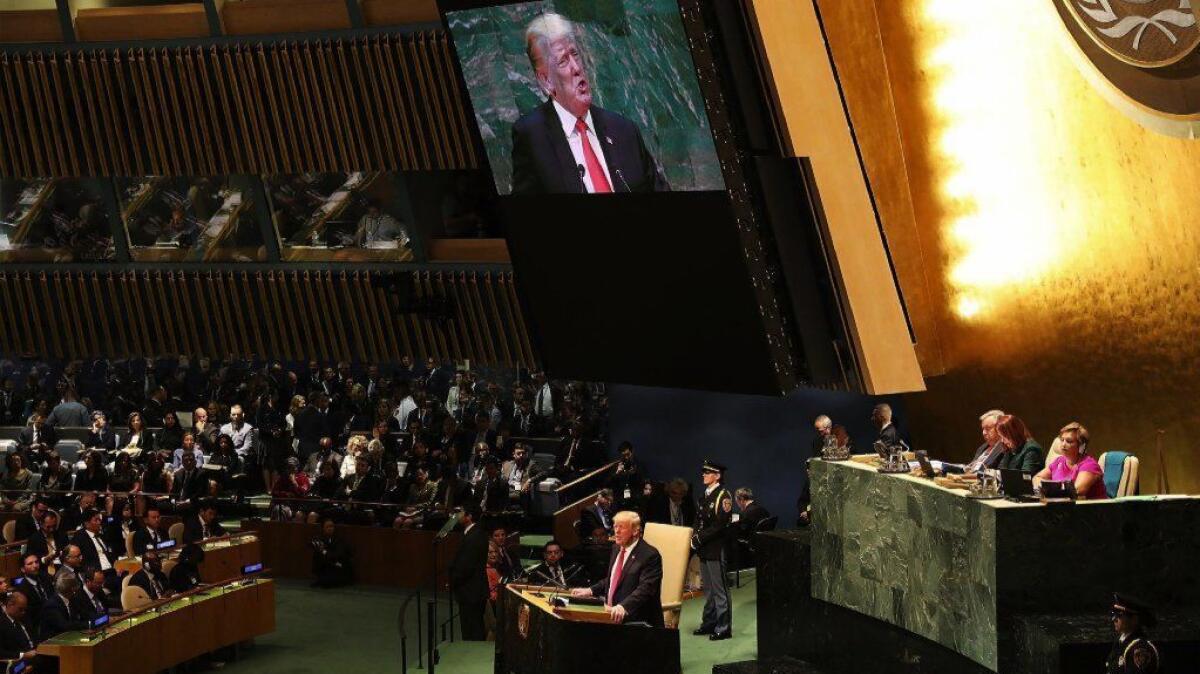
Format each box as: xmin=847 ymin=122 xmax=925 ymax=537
xmin=587 ymin=538 xmax=664 ymax=627
xmin=578 ymin=505 xmax=612 ymax=538
xmin=877 ymin=424 xmax=900 ymax=447
xmin=183 ymin=515 xmax=226 ymax=544
xmin=449 ymin=524 xmax=489 ymax=604
xmin=37 ymin=593 xmax=87 ymax=640
xmin=70 ymin=530 xmax=115 ymax=571
xmin=12 ymin=514 xmax=40 ymax=544
xmin=511 ymin=101 xmax=669 ymax=195
xmin=131 ymin=526 xmax=167 ymax=555
xmin=737 ymin=502 xmax=770 ymax=538
xmin=17 ymin=425 xmax=58 ymax=450
xmin=25 ymin=529 xmax=68 ymax=562
xmin=14 ymin=574 xmax=52 ymax=626
xmin=128 ymin=568 xmax=169 ymax=601
xmin=0 ymin=612 xmax=35 ymax=660
xmin=171 ymin=467 xmax=208 ymax=503
xmin=85 ymin=427 xmax=116 ymax=450
xmin=996 ymin=439 xmax=1045 ymax=474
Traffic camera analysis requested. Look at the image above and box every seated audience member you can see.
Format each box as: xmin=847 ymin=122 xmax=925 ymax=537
xmin=172 ymin=450 xmax=207 ymax=507
xmin=556 ymin=422 xmax=595 ymax=475
xmin=169 ymin=543 xmax=205 ymax=592
xmin=271 ymin=457 xmax=311 ymax=520
xmin=501 ymin=444 xmax=538 ymax=504
xmin=464 ymin=442 xmax=492 ymax=485
xmin=61 ymin=491 xmax=98 ymax=532
xmin=305 ymin=437 xmax=343 ymax=476
xmin=128 ymin=549 xmax=171 ymax=600
xmin=311 ymin=518 xmax=353 ymax=588
xmin=1035 ymin=422 xmax=1107 ymax=500
xmin=191 ymin=406 xmax=218 ymax=454
xmin=1 ymin=454 xmax=34 ymax=508
xmin=966 ymin=410 xmax=1007 ymax=473
xmin=71 ymin=510 xmax=118 ymax=588
xmin=340 ymin=435 xmax=369 ymax=481
xmin=489 ymin=526 xmax=521 ymax=580
xmin=526 ymin=539 xmax=570 ymax=587
xmin=172 ymin=432 xmax=206 ymax=469
xmin=102 ymin=501 xmax=137 ymax=554
xmin=53 ymin=545 xmax=84 ymax=586
xmin=13 ymin=498 xmax=49 ymax=543
xmin=346 ymin=455 xmax=385 ymax=503
xmin=74 ymin=450 xmax=109 ymax=493
xmin=0 ymin=592 xmax=37 ymax=664
xmin=734 ymin=487 xmax=770 ymax=535
xmin=26 ymin=511 xmax=68 ymax=568
xmin=132 ymin=505 xmax=168 ymax=553
xmin=108 ymin=452 xmax=140 ymax=493
xmin=309 ymin=461 xmax=343 ymax=500
xmin=141 ymin=452 xmax=173 ymax=501
xmin=648 ymin=478 xmax=695 ymax=528
xmin=77 ymin=566 xmax=115 ymax=621
xmin=86 ymin=410 xmax=116 ymax=450
xmin=17 ymin=413 xmax=57 ymax=454
xmin=37 ymin=451 xmax=74 ymax=506
xmin=183 ymin=501 xmax=227 ymax=543
xmin=219 ymin=404 xmax=254 ymax=458
xmin=121 ymin=411 xmax=155 ymax=457
xmin=579 ymin=489 xmax=614 ymax=538
xmin=39 ymin=574 xmax=88 ymax=640
xmin=15 ymin=554 xmax=53 ymax=623
xmin=473 ymin=456 xmax=509 ymax=513
xmin=994 ymin=414 xmax=1045 ymax=473
xmin=207 ymin=433 xmax=244 ymax=493
xmin=486 ymin=543 xmax=503 ymax=603
xmin=157 ymin=411 xmax=185 ymax=459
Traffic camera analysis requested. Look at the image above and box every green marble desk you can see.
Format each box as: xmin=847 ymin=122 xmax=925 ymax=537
xmin=808 ymin=458 xmax=1199 ymax=672
xmin=38 ymin=578 xmax=275 ymax=674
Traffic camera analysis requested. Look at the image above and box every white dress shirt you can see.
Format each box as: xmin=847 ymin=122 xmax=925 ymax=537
xmin=85 ymin=530 xmax=113 ymax=571
xmin=552 ymin=100 xmax=613 ymax=193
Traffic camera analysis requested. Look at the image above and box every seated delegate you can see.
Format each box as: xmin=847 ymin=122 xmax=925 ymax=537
xmin=1034 ymin=422 xmax=1106 ymax=500
xmin=993 ymin=414 xmax=1045 ymax=474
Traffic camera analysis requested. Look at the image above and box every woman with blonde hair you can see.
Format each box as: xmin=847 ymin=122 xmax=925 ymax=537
xmin=1035 ymin=422 xmax=1106 ymax=500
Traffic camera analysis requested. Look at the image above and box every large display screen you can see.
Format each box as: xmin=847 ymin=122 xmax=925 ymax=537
xmin=116 ymin=175 xmax=267 ymax=262
xmin=0 ymin=178 xmax=115 ymax=263
xmin=445 ymin=0 xmax=725 ymax=195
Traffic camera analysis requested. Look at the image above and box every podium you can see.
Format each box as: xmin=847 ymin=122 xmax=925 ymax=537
xmin=496 ymin=585 xmax=681 ymax=674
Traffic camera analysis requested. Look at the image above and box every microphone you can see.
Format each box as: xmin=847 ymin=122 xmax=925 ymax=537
xmin=577 ymin=164 xmax=586 ymax=181
xmin=614 ymin=168 xmax=633 ymax=193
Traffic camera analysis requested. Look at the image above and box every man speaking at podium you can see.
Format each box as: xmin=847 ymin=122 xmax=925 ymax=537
xmin=570 ymin=511 xmax=663 ymax=626
xmin=512 ymin=13 xmax=670 ymax=195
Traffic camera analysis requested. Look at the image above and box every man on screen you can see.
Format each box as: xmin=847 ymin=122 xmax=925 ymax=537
xmin=512 ymin=13 xmax=670 ymax=195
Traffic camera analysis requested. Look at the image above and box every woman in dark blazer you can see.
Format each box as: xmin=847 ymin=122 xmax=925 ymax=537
xmin=994 ymin=414 xmax=1045 ymax=474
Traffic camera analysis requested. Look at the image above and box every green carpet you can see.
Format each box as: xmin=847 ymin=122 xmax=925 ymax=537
xmin=218 ymin=574 xmax=757 ymax=673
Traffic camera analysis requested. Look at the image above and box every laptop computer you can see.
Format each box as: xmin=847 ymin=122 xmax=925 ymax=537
xmin=999 ymin=469 xmax=1036 ymax=501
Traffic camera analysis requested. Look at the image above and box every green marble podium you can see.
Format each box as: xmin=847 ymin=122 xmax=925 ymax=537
xmin=808 ymin=459 xmax=1200 ymax=672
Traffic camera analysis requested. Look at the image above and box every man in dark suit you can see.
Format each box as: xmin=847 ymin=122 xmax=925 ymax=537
xmin=172 ymin=451 xmax=208 ymax=506
xmin=70 ymin=510 xmax=120 ymax=593
xmin=16 ymin=412 xmax=58 ymax=453
xmin=131 ymin=505 xmax=168 ymax=554
xmin=14 ymin=554 xmax=52 ymax=628
xmin=38 ymin=574 xmax=88 ymax=640
xmin=26 ymin=508 xmax=68 ymax=566
xmin=0 ymin=591 xmax=37 ymax=664
xmin=578 ymin=489 xmax=614 ymax=539
xmin=472 ymin=456 xmax=509 ymax=514
xmin=76 ymin=566 xmax=115 ymax=622
xmin=734 ymin=487 xmax=770 ymax=535
xmin=448 ymin=506 xmax=488 ymax=641
xmin=965 ymin=409 xmax=1007 ymax=473
xmin=183 ymin=501 xmax=226 ymax=544
xmin=128 ymin=550 xmax=170 ymax=601
xmin=570 ymin=510 xmax=663 ymax=626
xmin=873 ymin=403 xmax=900 ymax=448
xmin=511 ymin=13 xmax=669 ymax=195
xmin=13 ymin=498 xmax=49 ymax=544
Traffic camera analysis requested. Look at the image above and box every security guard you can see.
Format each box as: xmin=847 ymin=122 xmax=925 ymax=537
xmin=691 ymin=460 xmax=733 ymax=640
xmin=1107 ymin=593 xmax=1160 ymax=674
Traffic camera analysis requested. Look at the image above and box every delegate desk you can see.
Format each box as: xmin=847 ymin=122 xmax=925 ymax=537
xmin=38 ymin=577 xmax=275 ymax=674
xmin=496 ymin=585 xmax=681 ymax=674
xmin=807 ymin=457 xmax=1200 ymax=672
xmin=240 ymin=519 xmax=460 ymax=587
xmin=115 ymin=532 xmax=260 ymax=583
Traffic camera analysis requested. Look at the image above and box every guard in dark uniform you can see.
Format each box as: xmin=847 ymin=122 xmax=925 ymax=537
xmin=1107 ymin=593 xmax=1160 ymax=674
xmin=691 ymin=460 xmax=733 ymax=640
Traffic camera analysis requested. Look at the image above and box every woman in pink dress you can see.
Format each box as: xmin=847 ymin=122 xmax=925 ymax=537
xmin=1035 ymin=422 xmax=1107 ymax=500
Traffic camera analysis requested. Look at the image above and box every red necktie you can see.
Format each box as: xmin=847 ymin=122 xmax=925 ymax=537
xmin=607 ymin=547 xmax=626 ymax=605
xmin=575 ymin=118 xmax=612 ymax=193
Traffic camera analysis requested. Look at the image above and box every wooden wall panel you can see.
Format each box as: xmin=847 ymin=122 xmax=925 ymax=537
xmin=0 ymin=34 xmax=475 ymax=177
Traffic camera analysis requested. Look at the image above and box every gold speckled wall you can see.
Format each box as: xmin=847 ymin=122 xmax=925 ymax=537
xmin=748 ymin=0 xmax=1200 ymax=491
xmin=815 ymin=0 xmax=1200 ymax=492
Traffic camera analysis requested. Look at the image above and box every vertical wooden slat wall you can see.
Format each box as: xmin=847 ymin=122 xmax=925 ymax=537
xmin=0 ymin=271 xmax=536 ymax=368
xmin=0 ymin=32 xmax=474 ymax=176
